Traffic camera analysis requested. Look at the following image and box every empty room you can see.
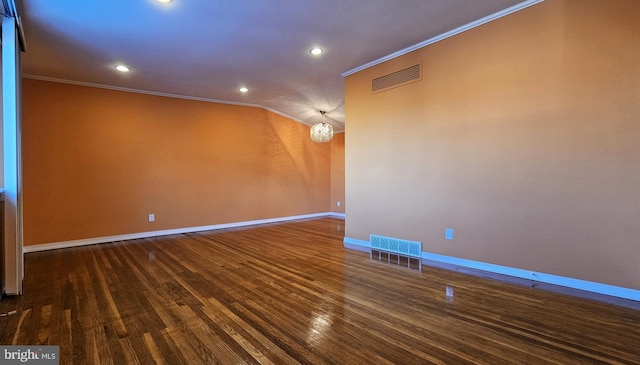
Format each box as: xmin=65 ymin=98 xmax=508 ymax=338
xmin=1 ymin=0 xmax=639 ymax=364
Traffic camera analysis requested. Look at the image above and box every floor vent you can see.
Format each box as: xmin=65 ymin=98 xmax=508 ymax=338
xmin=370 ymin=234 xmax=422 ymax=271
xmin=372 ymin=64 xmax=422 ymax=93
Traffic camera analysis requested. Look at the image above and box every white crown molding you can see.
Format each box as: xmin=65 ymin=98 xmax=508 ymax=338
xmin=341 ymin=0 xmax=545 ymax=77
xmin=22 ymin=74 xmax=348 ymax=132
xmin=24 ymin=212 xmax=346 ymax=253
xmin=23 ymin=74 xmax=264 ymax=108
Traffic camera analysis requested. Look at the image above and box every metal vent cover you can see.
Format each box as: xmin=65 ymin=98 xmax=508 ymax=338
xmin=370 ymin=234 xmax=422 ymax=258
xmin=372 ymin=64 xmax=422 ymax=93
xmin=370 ymin=234 xmax=422 ymax=271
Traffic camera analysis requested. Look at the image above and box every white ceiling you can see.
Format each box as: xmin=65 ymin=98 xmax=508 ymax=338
xmin=18 ymin=0 xmax=528 ymax=130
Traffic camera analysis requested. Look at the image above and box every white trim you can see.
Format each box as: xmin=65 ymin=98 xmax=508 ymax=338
xmin=343 ymin=237 xmax=370 ymax=253
xmin=3 ymin=15 xmax=24 ymax=295
xmin=22 ymin=74 xmax=262 ymax=109
xmin=21 ymin=75 xmax=350 ymax=132
xmin=343 ymin=236 xmax=370 ymax=247
xmin=343 ymin=236 xmax=640 ymax=302
xmin=341 ymin=0 xmax=545 ymax=77
xmin=24 ymin=212 xmax=345 ymax=253
xmin=421 ymin=252 xmax=640 ymax=302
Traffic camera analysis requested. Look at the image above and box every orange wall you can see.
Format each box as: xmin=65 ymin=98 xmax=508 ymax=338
xmin=22 ymin=79 xmax=332 ymax=245
xmin=330 ymin=132 xmax=345 ymax=213
xmin=344 ymin=0 xmax=640 ymax=290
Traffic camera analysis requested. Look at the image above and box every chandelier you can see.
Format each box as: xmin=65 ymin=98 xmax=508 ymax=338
xmin=310 ymin=111 xmax=334 ymax=143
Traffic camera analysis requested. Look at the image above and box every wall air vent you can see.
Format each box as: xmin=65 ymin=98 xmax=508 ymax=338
xmin=370 ymin=234 xmax=422 ymax=271
xmin=372 ymin=64 xmax=422 ymax=93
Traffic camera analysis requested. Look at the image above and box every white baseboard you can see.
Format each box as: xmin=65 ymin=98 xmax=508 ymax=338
xmin=343 ymin=236 xmax=640 ymax=303
xmin=24 ymin=212 xmax=345 ymax=253
xmin=343 ymin=237 xmax=370 ymax=251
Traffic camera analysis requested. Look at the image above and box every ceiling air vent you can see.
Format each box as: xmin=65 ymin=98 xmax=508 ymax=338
xmin=372 ymin=64 xmax=422 ymax=93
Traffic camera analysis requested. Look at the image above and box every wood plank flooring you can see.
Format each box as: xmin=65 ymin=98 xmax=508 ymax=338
xmin=1 ymin=218 xmax=639 ymax=364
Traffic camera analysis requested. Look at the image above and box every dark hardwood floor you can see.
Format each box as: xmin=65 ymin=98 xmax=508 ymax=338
xmin=1 ymin=218 xmax=639 ymax=364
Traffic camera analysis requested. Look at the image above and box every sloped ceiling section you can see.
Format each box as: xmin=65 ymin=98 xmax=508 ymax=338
xmin=18 ymin=0 xmax=531 ymax=130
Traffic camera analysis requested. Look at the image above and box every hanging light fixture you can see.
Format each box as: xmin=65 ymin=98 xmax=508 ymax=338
xmin=310 ymin=111 xmax=334 ymax=143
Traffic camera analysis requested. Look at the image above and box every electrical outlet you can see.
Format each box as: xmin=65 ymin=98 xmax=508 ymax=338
xmin=148 ymin=213 xmax=155 ymax=222
xmin=337 ymin=201 xmax=341 ymax=207
xmin=445 ymin=228 xmax=454 ymax=240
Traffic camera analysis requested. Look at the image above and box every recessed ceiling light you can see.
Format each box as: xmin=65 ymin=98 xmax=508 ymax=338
xmin=157 ymin=0 xmax=172 ymax=3
xmin=310 ymin=47 xmax=323 ymax=56
xmin=115 ymin=65 xmax=130 ymax=72
xmin=239 ymin=87 xmax=248 ymax=93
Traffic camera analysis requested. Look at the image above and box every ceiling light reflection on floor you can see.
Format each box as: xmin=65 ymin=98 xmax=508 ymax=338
xmin=306 ymin=313 xmax=333 ymax=346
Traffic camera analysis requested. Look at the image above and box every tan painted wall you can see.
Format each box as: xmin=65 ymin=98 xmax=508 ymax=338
xmin=23 ymin=79 xmax=332 ymax=246
xmin=344 ymin=0 xmax=640 ymax=290
xmin=330 ymin=132 xmax=345 ymax=213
